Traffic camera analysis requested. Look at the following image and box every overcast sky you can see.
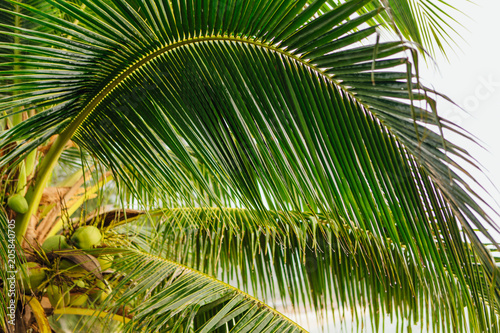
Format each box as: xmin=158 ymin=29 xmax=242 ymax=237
xmin=289 ymin=1 xmax=500 ymax=331
xmin=422 ymin=0 xmax=500 ymax=212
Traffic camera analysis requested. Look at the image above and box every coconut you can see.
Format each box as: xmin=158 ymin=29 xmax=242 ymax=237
xmin=19 ymin=262 xmax=46 ymax=292
xmin=7 ymin=194 xmax=29 ymax=214
xmin=97 ymin=255 xmax=114 ymax=271
xmin=74 ymin=279 xmax=86 ymax=288
xmin=41 ymin=235 xmax=71 ymax=253
xmin=89 ymin=280 xmax=110 ymax=304
xmin=69 ymin=293 xmax=88 ymax=307
xmin=71 ymin=226 xmax=102 ymax=250
xmin=47 ymin=285 xmax=65 ymax=309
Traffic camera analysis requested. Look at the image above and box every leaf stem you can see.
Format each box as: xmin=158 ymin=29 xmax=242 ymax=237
xmin=15 ymin=128 xmax=74 ymax=242
xmin=27 ymin=297 xmax=51 ymax=333
xmin=53 ymin=307 xmax=131 ymax=324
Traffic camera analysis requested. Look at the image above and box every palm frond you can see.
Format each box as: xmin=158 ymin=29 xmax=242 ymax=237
xmin=0 ymin=0 xmax=499 ymax=331
xmin=314 ymin=0 xmax=464 ymax=56
xmin=119 ymin=207 xmax=499 ymax=332
xmin=101 ymin=248 xmax=307 ymax=333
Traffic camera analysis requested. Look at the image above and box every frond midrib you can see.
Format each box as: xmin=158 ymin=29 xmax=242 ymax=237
xmin=69 ymin=34 xmax=363 ymax=137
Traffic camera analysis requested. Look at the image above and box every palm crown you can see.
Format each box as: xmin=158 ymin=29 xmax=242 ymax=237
xmin=0 ymin=0 xmax=499 ymax=332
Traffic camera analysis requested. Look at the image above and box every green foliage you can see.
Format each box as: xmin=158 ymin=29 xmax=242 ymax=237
xmin=108 ymin=249 xmax=307 ymax=332
xmin=0 ymin=0 xmax=499 ymax=332
xmin=127 ymin=207 xmax=500 ymax=331
xmin=313 ymin=0 xmax=464 ymax=56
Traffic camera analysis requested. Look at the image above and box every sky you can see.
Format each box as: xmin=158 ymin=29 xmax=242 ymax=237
xmin=286 ymin=1 xmax=500 ymax=331
xmin=422 ymin=0 xmax=500 ymax=214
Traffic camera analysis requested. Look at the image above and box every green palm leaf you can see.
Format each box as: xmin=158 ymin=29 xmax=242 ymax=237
xmin=104 ymin=248 xmax=307 ymax=333
xmin=119 ymin=207 xmax=499 ymax=331
xmin=0 ymin=0 xmax=499 ymax=331
xmin=314 ymin=0 xmax=463 ymax=56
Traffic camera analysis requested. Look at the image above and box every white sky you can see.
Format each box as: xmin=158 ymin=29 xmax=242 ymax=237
xmin=288 ymin=1 xmax=500 ymax=331
xmin=421 ymin=0 xmax=500 ymax=213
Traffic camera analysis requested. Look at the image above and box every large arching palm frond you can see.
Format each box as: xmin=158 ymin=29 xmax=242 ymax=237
xmin=0 ymin=0 xmax=499 ymax=331
xmin=117 ymin=206 xmax=500 ymax=332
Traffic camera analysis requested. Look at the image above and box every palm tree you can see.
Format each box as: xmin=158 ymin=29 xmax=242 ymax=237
xmin=1 ymin=0 xmax=499 ymax=332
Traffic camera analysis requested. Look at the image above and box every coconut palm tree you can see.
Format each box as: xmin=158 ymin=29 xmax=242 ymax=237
xmin=1 ymin=0 xmax=499 ymax=332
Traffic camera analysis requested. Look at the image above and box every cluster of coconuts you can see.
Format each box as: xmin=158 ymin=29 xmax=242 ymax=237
xmin=43 ymin=278 xmax=111 ymax=309
xmin=19 ymin=226 xmax=113 ymax=309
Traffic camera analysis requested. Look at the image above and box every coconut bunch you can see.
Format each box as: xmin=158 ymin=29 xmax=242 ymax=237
xmin=19 ymin=225 xmax=116 ymax=309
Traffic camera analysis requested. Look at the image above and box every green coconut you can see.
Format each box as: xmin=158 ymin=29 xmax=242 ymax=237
xmin=97 ymin=255 xmax=114 ymax=271
xmin=47 ymin=285 xmax=65 ymax=309
xmin=41 ymin=235 xmax=71 ymax=253
xmin=71 ymin=226 xmax=102 ymax=250
xmin=89 ymin=280 xmax=110 ymax=304
xmin=19 ymin=262 xmax=46 ymax=292
xmin=7 ymin=194 xmax=29 ymax=214
xmin=69 ymin=293 xmax=88 ymax=307
xmin=74 ymin=279 xmax=86 ymax=288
